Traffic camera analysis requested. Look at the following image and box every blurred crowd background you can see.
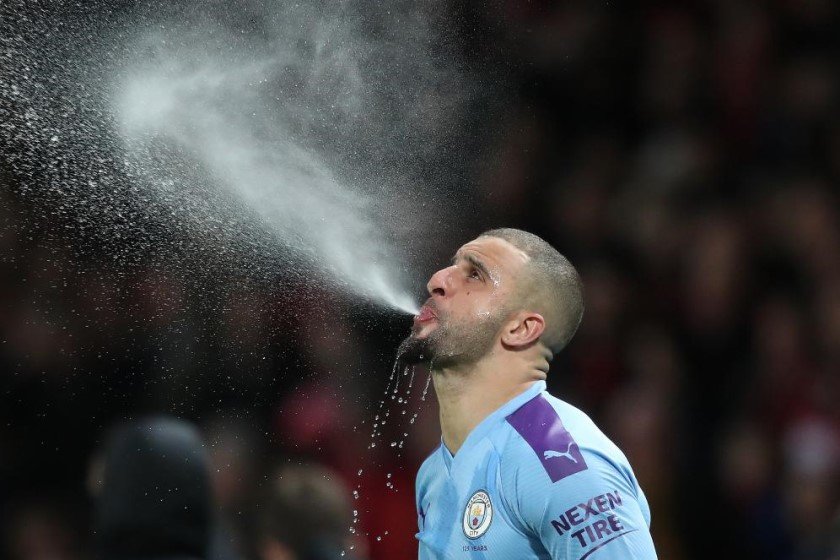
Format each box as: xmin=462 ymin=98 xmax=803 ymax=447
xmin=3 ymin=1 xmax=840 ymax=559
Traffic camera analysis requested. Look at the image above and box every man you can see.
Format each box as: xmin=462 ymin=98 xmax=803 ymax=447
xmin=400 ymin=228 xmax=658 ymax=559
xmin=92 ymin=416 xmax=215 ymax=560
xmin=257 ymin=463 xmax=362 ymax=560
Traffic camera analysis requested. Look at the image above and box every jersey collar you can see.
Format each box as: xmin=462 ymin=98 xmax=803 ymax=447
xmin=440 ymin=379 xmax=547 ymax=467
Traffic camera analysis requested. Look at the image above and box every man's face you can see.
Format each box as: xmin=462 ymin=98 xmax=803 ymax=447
xmin=399 ymin=236 xmax=530 ymax=367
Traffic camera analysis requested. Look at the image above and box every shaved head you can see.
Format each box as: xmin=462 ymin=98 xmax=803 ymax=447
xmin=480 ymin=228 xmax=584 ymax=355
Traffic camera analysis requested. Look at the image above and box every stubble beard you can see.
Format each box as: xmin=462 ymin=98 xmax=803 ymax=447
xmin=397 ymin=309 xmax=507 ymax=370
xmin=397 ymin=322 xmax=449 ymax=367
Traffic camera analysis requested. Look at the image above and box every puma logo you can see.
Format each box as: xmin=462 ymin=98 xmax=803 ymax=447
xmin=543 ymin=442 xmax=579 ymax=464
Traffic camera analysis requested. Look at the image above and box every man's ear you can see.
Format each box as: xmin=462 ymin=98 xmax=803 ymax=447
xmin=501 ymin=312 xmax=545 ymax=349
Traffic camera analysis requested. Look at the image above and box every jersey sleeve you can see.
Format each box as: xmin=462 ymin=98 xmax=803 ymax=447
xmin=501 ymin=442 xmax=658 ymax=559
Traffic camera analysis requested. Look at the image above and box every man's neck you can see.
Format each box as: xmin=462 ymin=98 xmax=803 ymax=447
xmin=432 ymin=357 xmax=545 ymax=456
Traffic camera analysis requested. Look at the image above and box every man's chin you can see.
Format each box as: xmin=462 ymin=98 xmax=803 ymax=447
xmin=397 ymin=334 xmax=432 ymax=365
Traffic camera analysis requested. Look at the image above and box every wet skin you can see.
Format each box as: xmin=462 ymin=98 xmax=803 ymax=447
xmin=412 ymin=236 xmax=531 ymax=342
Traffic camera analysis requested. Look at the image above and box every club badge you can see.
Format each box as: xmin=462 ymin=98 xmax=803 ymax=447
xmin=462 ymin=490 xmax=493 ymax=539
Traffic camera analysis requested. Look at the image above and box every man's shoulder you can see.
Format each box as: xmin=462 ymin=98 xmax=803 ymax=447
xmin=496 ymin=390 xmax=630 ymax=486
xmin=416 ymin=444 xmax=444 ymax=484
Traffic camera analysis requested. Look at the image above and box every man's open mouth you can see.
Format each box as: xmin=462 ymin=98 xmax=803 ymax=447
xmin=414 ymin=304 xmax=437 ymax=323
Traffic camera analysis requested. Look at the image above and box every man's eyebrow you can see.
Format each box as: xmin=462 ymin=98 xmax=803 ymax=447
xmin=452 ymin=252 xmax=491 ymax=277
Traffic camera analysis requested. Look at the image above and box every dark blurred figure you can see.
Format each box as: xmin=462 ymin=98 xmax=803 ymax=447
xmin=258 ymin=463 xmax=361 ymax=560
xmin=91 ymin=417 xmax=214 ymax=560
xmin=831 ymin=508 xmax=840 ymax=560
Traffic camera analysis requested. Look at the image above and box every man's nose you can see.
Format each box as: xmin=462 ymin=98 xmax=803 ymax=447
xmin=426 ymin=266 xmax=456 ymax=297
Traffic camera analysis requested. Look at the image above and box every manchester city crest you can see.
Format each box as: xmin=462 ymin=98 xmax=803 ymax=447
xmin=462 ymin=490 xmax=493 ymax=539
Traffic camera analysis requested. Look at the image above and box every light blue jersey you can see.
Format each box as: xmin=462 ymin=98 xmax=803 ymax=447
xmin=415 ymin=381 xmax=657 ymax=559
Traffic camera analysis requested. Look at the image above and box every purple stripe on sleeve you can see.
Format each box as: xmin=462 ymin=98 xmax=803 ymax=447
xmin=506 ymin=395 xmax=587 ymax=482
